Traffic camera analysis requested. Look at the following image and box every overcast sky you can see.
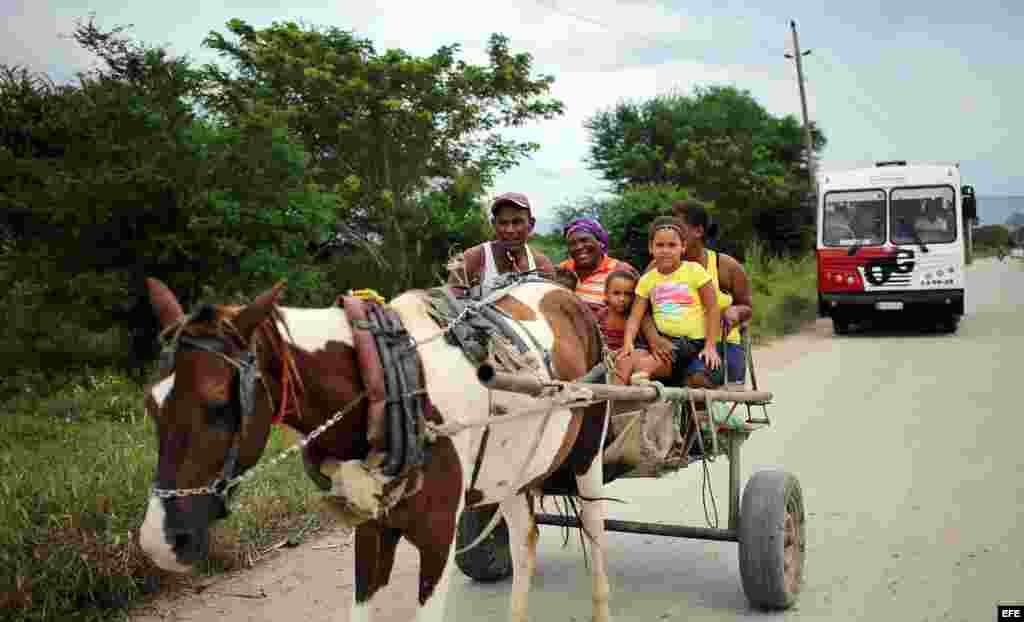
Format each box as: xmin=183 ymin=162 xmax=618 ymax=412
xmin=4 ymin=0 xmax=1021 ymax=225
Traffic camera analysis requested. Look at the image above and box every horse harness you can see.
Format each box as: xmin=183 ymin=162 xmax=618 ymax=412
xmin=331 ymin=277 xmax=557 ymax=484
xmin=150 ymin=304 xmax=379 ymax=511
xmin=423 ymin=275 xmax=561 ymax=506
xmin=337 ymin=295 xmax=435 ymax=480
xmin=151 ymin=316 xmax=275 ymax=505
xmin=149 ymin=276 xmax=567 ymax=508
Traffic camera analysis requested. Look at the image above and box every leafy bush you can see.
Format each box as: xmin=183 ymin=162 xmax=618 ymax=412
xmin=743 ymin=241 xmax=818 ymax=341
xmin=553 ymin=184 xmax=695 ymax=269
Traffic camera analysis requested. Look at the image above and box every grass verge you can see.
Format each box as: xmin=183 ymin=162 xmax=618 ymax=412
xmin=0 ymin=366 xmax=342 ymax=622
xmin=972 ymin=245 xmax=1013 ymax=260
xmin=742 ymin=243 xmax=819 ymax=343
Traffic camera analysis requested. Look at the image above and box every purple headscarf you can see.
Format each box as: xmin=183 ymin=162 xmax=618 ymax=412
xmin=563 ymin=218 xmax=609 ymax=254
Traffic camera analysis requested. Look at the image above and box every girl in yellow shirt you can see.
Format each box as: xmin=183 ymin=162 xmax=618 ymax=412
xmin=618 ymin=217 xmax=721 ymax=385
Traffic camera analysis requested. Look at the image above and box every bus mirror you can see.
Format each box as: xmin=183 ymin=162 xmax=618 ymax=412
xmin=961 ymin=185 xmax=977 ymax=220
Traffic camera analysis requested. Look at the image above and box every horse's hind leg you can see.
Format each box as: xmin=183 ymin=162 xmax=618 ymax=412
xmin=577 ymin=456 xmax=612 ymax=622
xmin=351 ymin=523 xmax=402 ymax=622
xmin=501 ymin=492 xmax=539 ymax=622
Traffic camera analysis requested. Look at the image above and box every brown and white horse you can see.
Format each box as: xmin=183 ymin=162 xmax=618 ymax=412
xmin=137 ymin=277 xmax=615 ymax=621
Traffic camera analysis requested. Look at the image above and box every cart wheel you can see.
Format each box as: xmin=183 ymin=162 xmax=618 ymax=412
xmin=832 ymin=316 xmax=851 ymax=335
xmin=938 ymin=315 xmax=959 ymax=334
xmin=454 ymin=505 xmax=513 ymax=583
xmin=738 ymin=469 xmax=806 ymax=610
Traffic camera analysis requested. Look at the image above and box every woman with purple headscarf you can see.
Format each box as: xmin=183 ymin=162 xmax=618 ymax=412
xmin=558 ymin=218 xmax=638 ymax=314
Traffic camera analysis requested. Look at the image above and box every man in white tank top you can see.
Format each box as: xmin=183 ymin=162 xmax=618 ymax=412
xmin=448 ymin=192 xmax=555 ymax=296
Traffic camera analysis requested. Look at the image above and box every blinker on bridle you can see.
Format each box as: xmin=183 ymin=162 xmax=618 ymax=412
xmin=152 ymin=308 xmax=268 ymax=506
xmin=150 ymin=302 xmax=375 ymax=516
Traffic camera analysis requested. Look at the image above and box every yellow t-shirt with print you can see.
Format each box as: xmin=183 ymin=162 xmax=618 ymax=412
xmin=635 ymin=262 xmax=713 ymax=339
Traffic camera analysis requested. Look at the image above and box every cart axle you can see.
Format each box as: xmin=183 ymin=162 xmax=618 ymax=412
xmin=534 ymin=513 xmax=738 ymax=542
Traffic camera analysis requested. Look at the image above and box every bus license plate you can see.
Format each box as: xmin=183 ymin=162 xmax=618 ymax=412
xmin=876 ymin=301 xmax=903 ymax=311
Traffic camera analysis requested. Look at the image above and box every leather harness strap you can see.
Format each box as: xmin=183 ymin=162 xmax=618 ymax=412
xmin=339 ymin=295 xmax=432 ymax=478
xmin=341 ymin=296 xmax=390 ymax=464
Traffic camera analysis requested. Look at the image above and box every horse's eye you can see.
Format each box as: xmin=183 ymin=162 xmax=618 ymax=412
xmin=205 ymin=400 xmax=238 ymax=432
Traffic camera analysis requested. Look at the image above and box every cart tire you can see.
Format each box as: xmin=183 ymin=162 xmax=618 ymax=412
xmin=738 ymin=469 xmax=806 ymax=610
xmin=454 ymin=505 xmax=513 ymax=583
xmin=832 ymin=315 xmax=851 ymax=335
xmin=938 ymin=315 xmax=959 ymax=334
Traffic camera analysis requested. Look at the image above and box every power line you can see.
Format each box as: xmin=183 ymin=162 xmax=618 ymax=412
xmin=527 ymin=0 xmax=786 ymax=66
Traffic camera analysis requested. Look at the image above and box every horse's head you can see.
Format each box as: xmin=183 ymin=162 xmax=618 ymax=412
xmin=138 ymin=278 xmax=286 ymax=573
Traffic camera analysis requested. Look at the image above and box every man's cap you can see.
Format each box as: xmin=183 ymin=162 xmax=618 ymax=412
xmin=490 ymin=192 xmax=532 ymax=215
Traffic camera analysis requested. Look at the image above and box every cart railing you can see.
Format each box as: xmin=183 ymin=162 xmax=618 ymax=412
xmin=476 ymin=363 xmax=773 ymax=407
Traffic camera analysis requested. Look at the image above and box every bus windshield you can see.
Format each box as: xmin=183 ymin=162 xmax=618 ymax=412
xmin=823 ymin=189 xmax=886 ymax=247
xmin=891 ymin=186 xmax=957 ymax=245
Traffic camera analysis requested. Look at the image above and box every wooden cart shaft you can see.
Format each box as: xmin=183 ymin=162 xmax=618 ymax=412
xmin=477 ymin=363 xmax=773 ymax=405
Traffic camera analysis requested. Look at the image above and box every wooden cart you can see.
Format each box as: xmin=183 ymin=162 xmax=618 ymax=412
xmin=453 ymin=363 xmax=805 ymax=611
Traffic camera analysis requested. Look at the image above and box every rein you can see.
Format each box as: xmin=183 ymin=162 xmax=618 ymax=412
xmin=258 ymin=318 xmax=306 ymax=424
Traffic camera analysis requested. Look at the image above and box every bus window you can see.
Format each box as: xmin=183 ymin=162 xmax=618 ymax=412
xmin=823 ymin=189 xmax=885 ymax=246
xmin=891 ymin=186 xmax=956 ymax=245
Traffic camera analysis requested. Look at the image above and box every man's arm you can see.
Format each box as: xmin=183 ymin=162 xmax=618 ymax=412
xmin=719 ymin=254 xmax=753 ymax=326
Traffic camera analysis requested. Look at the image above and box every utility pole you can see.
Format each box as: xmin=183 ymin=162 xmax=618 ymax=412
xmin=786 ymin=19 xmax=817 ymax=224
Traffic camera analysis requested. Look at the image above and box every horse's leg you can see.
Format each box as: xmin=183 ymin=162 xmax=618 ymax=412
xmin=406 ymin=498 xmax=464 ymax=622
xmin=576 ymin=455 xmax=612 ymax=622
xmin=500 ymin=492 xmax=539 ymax=622
xmin=351 ymin=523 xmax=402 ymax=622
xmin=404 ymin=437 xmax=467 ymax=622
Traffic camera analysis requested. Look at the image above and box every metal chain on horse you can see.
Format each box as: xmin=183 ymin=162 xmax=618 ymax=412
xmin=151 ymin=391 xmax=368 ymax=499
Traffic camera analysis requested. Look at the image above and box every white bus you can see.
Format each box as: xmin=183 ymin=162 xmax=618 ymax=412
xmin=816 ymin=161 xmax=977 ymax=334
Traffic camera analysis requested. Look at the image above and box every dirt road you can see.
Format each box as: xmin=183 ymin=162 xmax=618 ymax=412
xmin=129 ymin=258 xmax=1024 ymax=622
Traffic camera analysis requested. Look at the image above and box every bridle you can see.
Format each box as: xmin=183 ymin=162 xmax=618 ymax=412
xmin=148 ymin=307 xmax=362 ymax=508
xmin=150 ymin=326 xmax=269 ymax=504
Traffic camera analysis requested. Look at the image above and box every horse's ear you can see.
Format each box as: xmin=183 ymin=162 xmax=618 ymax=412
xmin=145 ymin=278 xmax=185 ymax=330
xmin=234 ymin=280 xmax=287 ymax=341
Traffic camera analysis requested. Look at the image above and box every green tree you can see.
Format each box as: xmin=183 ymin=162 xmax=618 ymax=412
xmin=552 ymin=194 xmax=607 ymax=229
xmin=0 ymin=19 xmax=336 ymax=372
xmin=583 ymin=86 xmax=826 ymax=256
xmin=201 ymin=19 xmax=564 ymax=290
xmin=553 ymin=184 xmax=695 ymax=269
